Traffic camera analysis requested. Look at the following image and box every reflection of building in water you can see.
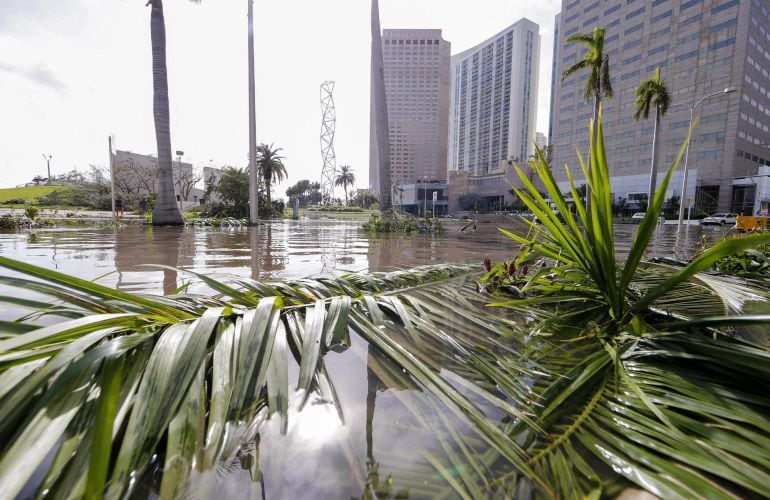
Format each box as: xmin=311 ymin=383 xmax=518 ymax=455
xmin=114 ymin=227 xmax=195 ymax=295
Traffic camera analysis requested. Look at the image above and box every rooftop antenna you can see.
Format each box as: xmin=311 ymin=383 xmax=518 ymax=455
xmin=320 ymin=80 xmax=337 ymax=204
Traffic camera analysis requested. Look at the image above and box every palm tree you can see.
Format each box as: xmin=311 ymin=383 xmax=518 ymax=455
xmin=561 ymin=27 xmax=613 ymax=215
xmin=634 ymin=67 xmax=671 ymax=206
xmin=335 ymin=165 xmax=356 ymax=205
xmin=148 ymin=0 xmax=194 ymax=226
xmin=256 ymin=143 xmax=287 ymax=207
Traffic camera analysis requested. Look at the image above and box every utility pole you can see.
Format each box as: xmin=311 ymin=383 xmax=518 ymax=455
xmin=247 ymin=0 xmax=259 ymax=225
xmin=42 ymin=154 xmax=52 ymax=185
xmin=108 ymin=137 xmax=116 ymax=220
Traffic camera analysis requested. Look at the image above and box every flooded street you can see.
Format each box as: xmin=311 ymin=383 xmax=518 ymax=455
xmin=0 ymin=219 xmax=732 ymax=298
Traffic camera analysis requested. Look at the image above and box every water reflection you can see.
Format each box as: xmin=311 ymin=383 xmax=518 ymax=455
xmin=114 ymin=227 xmax=194 ymax=294
xmin=0 ymin=221 xmax=736 ymax=298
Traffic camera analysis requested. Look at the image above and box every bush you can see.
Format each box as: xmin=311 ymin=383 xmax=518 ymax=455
xmin=361 ymin=213 xmax=442 ymax=233
xmin=0 ymin=215 xmax=18 ymax=229
xmin=24 ymin=206 xmax=40 ymax=220
xmin=0 ymin=198 xmax=25 ymax=205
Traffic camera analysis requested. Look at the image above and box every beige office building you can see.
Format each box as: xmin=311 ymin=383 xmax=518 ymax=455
xmin=369 ymin=29 xmax=451 ymax=190
xmin=550 ymin=0 xmax=770 ymax=215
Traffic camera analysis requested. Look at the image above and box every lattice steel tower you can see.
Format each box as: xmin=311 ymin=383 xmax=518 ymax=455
xmin=320 ymin=81 xmax=337 ymax=203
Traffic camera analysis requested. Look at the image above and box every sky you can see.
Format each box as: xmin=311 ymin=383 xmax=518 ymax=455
xmin=0 ymin=0 xmax=561 ymax=195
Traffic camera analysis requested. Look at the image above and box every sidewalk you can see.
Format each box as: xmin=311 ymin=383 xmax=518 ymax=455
xmin=0 ymin=207 xmax=144 ymax=221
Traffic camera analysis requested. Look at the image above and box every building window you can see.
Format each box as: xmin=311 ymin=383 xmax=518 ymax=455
xmin=675 ymin=49 xmax=698 ymax=62
xmin=709 ymin=37 xmax=735 ymax=51
xmin=652 ymin=10 xmax=672 ymax=23
xmin=626 ymin=6 xmax=645 ymax=19
xmin=711 ymin=0 xmax=739 ymax=15
xmin=680 ymin=0 xmax=703 ymax=9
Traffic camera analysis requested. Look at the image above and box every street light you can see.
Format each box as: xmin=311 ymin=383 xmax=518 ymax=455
xmin=672 ymin=87 xmax=736 ymax=231
xmin=422 ymin=175 xmax=428 ymax=218
xmin=42 ymin=154 xmax=52 ymax=185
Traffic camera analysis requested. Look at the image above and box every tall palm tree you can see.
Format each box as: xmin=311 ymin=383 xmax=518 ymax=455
xmin=335 ymin=165 xmax=356 ymax=205
xmin=561 ymin=27 xmax=613 ymax=215
xmin=256 ymin=143 xmax=287 ymax=207
xmin=148 ymin=0 xmax=193 ymax=226
xmin=634 ymin=67 xmax=671 ymax=207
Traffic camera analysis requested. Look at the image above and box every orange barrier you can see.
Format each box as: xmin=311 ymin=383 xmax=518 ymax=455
xmin=736 ymin=216 xmax=769 ymax=231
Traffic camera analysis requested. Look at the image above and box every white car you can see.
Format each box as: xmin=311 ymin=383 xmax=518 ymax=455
xmin=701 ymin=213 xmax=738 ymax=226
xmin=631 ymin=212 xmax=645 ymax=223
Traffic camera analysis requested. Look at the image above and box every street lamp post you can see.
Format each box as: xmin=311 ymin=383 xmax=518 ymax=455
xmin=42 ymin=154 xmax=52 ymax=185
xmin=673 ymin=87 xmax=736 ymax=231
xmin=422 ymin=176 xmax=428 ymax=218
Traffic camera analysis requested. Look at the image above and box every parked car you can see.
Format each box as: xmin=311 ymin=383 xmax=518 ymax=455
xmin=631 ymin=212 xmax=645 ymax=223
xmin=701 ymin=213 xmax=738 ymax=226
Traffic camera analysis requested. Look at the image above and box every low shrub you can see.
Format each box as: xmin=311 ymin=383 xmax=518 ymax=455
xmin=361 ymin=213 xmax=442 ymax=233
xmin=0 ymin=198 xmax=26 ymax=205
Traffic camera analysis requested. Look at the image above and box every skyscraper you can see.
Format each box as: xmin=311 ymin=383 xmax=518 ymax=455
xmin=448 ymin=18 xmax=541 ymax=176
xmin=550 ymin=0 xmax=770 ymax=216
xmin=369 ymin=28 xmax=451 ymax=191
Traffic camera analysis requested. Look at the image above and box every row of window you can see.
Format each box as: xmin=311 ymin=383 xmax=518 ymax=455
xmin=737 ymin=148 xmax=770 ymax=166
xmin=564 ymin=0 xmax=739 ymax=39
xmin=743 ymin=73 xmax=770 ymax=104
xmin=384 ymin=39 xmax=441 ymax=45
xmin=749 ymin=35 xmax=770 ymax=64
xmin=738 ymin=130 xmax=770 ymax=148
xmin=739 ymin=111 xmax=770 ymax=135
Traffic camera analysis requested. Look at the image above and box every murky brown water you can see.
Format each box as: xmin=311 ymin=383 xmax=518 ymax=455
xmin=0 ymin=219 xmax=731 ymax=295
xmin=0 ymin=218 xmax=732 ymax=323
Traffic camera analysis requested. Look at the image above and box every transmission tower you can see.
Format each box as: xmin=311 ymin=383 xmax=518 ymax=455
xmin=320 ymin=81 xmax=337 ymax=203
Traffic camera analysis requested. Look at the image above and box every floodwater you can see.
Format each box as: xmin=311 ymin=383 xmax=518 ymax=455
xmin=0 ymin=219 xmax=736 ymax=498
xmin=0 ymin=219 xmax=730 ymax=299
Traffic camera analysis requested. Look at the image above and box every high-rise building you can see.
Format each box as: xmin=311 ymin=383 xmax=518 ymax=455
xmin=449 ymin=18 xmax=541 ymax=175
xmin=369 ymin=29 xmax=451 ymax=190
xmin=550 ymin=0 xmax=770 ymax=216
xmin=445 ymin=18 xmax=541 ymax=214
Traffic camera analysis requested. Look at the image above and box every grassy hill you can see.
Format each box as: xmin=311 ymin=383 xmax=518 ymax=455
xmin=0 ymin=186 xmax=65 ymax=205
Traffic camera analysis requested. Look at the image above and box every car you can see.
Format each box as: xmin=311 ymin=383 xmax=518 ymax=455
xmin=631 ymin=212 xmax=645 ymax=223
xmin=701 ymin=213 xmax=738 ymax=226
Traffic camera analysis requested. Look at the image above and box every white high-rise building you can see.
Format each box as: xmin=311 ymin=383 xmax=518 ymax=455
xmin=448 ymin=18 xmax=541 ymax=175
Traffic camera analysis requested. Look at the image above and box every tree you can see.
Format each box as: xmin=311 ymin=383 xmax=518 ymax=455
xmin=286 ymin=180 xmax=322 ymax=208
xmin=352 ymin=190 xmax=379 ymax=209
xmin=634 ymin=67 xmax=671 ymax=206
xmin=256 ymin=143 xmax=287 ymax=207
xmin=335 ymin=165 xmax=356 ymax=205
xmin=213 ymin=167 xmax=249 ymax=218
xmin=174 ymin=165 xmax=202 ymax=202
xmin=561 ymin=27 xmax=613 ymax=215
xmin=148 ymin=0 xmax=192 ymax=226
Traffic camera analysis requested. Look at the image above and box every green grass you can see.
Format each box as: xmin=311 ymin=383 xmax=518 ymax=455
xmin=0 ymin=186 xmax=64 ymax=204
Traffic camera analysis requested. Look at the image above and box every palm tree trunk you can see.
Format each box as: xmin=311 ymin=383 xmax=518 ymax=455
xmin=264 ymin=174 xmax=272 ymax=208
xmin=149 ymin=0 xmax=183 ymax=226
xmin=344 ymin=182 xmax=349 ymax=205
xmin=586 ymin=95 xmax=600 ymax=217
xmin=647 ymin=106 xmax=661 ymax=210
xmin=247 ymin=0 xmax=259 ymax=225
xmin=371 ymin=0 xmax=392 ymax=211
